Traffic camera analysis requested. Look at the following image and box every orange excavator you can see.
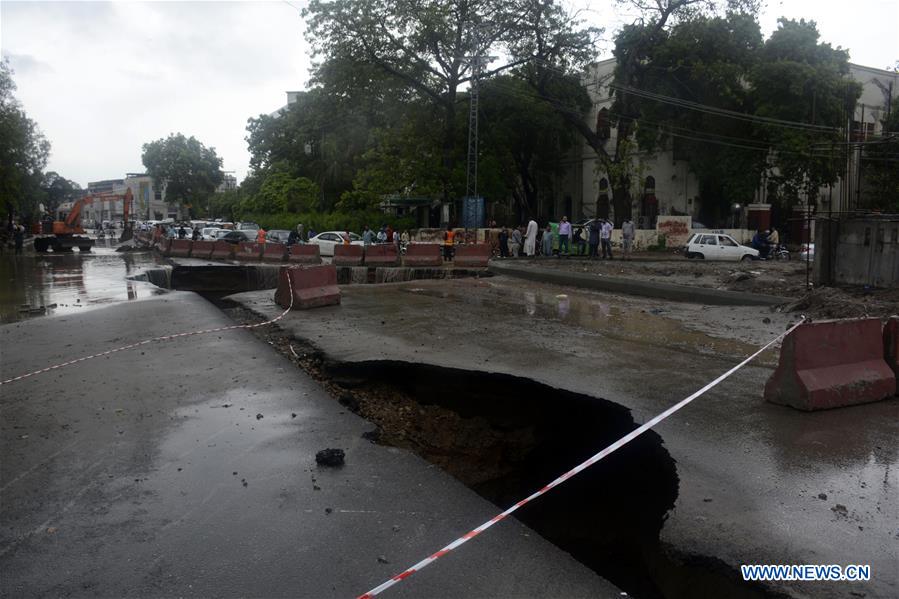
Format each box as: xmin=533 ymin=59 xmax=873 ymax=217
xmin=34 ymin=188 xmax=134 ymax=252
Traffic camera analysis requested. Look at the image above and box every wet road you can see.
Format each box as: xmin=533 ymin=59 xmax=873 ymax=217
xmin=230 ymin=278 xmax=899 ymax=599
xmin=0 ymin=243 xmax=167 ymax=324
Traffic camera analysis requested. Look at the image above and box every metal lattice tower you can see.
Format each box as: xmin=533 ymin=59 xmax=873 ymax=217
xmin=465 ymin=26 xmax=495 ymax=200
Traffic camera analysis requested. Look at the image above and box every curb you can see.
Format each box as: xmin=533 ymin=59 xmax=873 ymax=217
xmin=488 ymin=261 xmax=789 ymax=306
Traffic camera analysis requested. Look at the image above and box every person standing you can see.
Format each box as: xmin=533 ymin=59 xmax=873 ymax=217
xmin=558 ymin=216 xmax=571 ymax=256
xmin=573 ymin=226 xmax=586 ymax=256
xmin=287 ymin=225 xmax=300 ymax=245
xmin=498 ymin=228 xmax=509 ymax=258
xmin=192 ymin=226 xmax=201 ymax=241
xmin=297 ymin=223 xmax=305 ymax=242
xmin=400 ymin=229 xmax=410 ymax=250
xmin=510 ymin=227 xmax=522 ymax=257
xmin=362 ymin=226 xmax=373 ymax=248
xmin=178 ymin=224 xmax=187 ymax=239
xmin=541 ymin=225 xmax=554 ymax=257
xmin=621 ymin=217 xmax=635 ymax=260
xmin=256 ymin=227 xmax=267 ymax=244
xmin=600 ymin=219 xmax=613 ymax=259
xmin=14 ymin=224 xmax=24 ymax=255
xmin=443 ymin=225 xmax=455 ymax=261
xmin=588 ymin=219 xmax=600 ymax=259
xmin=524 ymin=219 xmax=538 ymax=257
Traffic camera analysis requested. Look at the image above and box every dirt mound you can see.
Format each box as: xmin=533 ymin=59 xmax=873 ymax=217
xmin=780 ymin=287 xmax=899 ymax=320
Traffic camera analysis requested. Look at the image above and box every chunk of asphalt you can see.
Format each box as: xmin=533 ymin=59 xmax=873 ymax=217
xmin=315 ymin=448 xmax=346 ymax=467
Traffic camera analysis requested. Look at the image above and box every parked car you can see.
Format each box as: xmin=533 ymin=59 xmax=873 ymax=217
xmin=799 ymin=243 xmax=815 ymax=261
xmin=220 ymin=230 xmax=253 ymax=244
xmin=683 ymin=233 xmax=759 ymax=261
xmin=201 ymin=227 xmax=222 ymax=241
xmin=308 ymin=231 xmax=363 ymax=256
xmin=266 ymin=229 xmax=291 ymax=244
xmin=213 ymin=229 xmax=233 ymax=240
xmin=236 ymin=222 xmax=259 ymax=231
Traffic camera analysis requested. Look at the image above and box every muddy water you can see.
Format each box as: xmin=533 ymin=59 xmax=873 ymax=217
xmin=0 ymin=246 xmax=168 ymax=324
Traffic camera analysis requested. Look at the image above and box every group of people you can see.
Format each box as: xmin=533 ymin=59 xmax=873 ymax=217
xmin=496 ymin=216 xmax=635 ymax=260
xmin=2 ymin=222 xmax=27 ymax=255
xmin=362 ymin=225 xmax=411 ymax=251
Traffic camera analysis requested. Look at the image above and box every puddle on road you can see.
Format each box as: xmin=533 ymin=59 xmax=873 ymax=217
xmin=402 ymin=279 xmax=767 ymax=362
xmin=0 ymin=247 xmax=168 ymax=323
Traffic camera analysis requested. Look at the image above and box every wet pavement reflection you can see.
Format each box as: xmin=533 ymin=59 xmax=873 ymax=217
xmin=0 ymin=245 xmax=168 ymax=323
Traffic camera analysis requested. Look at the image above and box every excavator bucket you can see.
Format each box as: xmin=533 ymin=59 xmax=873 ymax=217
xmin=119 ymin=226 xmax=134 ymax=242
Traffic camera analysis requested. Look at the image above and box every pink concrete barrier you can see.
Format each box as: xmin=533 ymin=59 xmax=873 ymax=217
xmin=453 ymin=243 xmax=491 ymax=268
xmin=287 ymin=244 xmax=322 ymax=264
xmin=333 ymin=244 xmax=364 ymax=266
xmin=169 ymin=239 xmax=192 ymax=258
xmin=262 ymin=242 xmax=287 ymax=262
xmin=884 ymin=317 xmax=899 ymax=390
xmin=235 ymin=242 xmax=264 ymax=261
xmin=211 ymin=241 xmax=233 ymax=261
xmin=191 ymin=240 xmax=215 ymax=260
xmin=274 ymin=265 xmax=340 ymax=309
xmin=403 ymin=243 xmax=442 ymax=267
xmin=364 ymin=244 xmax=399 ymax=266
xmin=764 ymin=318 xmax=896 ymax=410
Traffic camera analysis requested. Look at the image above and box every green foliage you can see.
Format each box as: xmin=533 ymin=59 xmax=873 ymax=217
xmin=206 ymin=189 xmax=242 ymax=223
xmin=141 ymin=133 xmax=224 ymax=213
xmin=41 ymin=171 xmax=82 ymax=213
xmin=750 ymin=19 xmax=861 ymax=203
xmin=242 ymin=167 xmax=321 ymax=214
xmin=0 ymin=59 xmax=50 ymax=222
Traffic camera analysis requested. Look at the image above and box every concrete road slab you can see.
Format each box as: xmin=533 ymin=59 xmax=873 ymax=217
xmin=0 ymin=292 xmax=621 ymax=598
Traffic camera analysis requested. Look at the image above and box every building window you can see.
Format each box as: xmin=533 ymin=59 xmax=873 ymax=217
xmin=595 ymin=108 xmax=610 ymax=140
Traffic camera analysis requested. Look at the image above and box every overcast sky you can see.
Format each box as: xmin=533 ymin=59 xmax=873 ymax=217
xmin=1 ymin=0 xmax=897 ymax=188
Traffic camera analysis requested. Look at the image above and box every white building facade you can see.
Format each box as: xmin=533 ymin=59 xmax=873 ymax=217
xmin=555 ymin=59 xmax=898 ymax=233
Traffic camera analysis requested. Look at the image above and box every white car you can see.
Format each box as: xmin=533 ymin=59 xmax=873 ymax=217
xmin=683 ymin=233 xmax=759 ymax=262
xmin=309 ymin=231 xmax=363 ymax=256
xmin=201 ymin=227 xmax=222 ymax=241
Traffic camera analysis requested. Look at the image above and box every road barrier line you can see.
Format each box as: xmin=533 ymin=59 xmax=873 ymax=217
xmin=357 ymin=316 xmax=807 ymax=599
xmin=1 ymin=277 xmax=295 ymax=387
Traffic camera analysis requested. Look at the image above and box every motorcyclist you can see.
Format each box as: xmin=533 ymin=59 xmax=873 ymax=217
xmin=751 ymin=229 xmax=770 ymax=258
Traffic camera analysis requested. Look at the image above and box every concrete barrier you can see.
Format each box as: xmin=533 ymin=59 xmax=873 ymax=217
xmin=235 ymin=242 xmax=264 ymax=261
xmin=364 ymin=244 xmax=399 ymax=266
xmin=334 ymin=244 xmax=364 ymax=266
xmin=403 ymin=243 xmax=442 ymax=267
xmin=191 ymin=240 xmax=215 ymax=260
xmin=211 ymin=241 xmax=234 ymax=261
xmin=764 ymin=318 xmax=896 ymax=410
xmin=884 ymin=317 xmax=899 ymax=390
xmin=288 ymin=244 xmax=322 ymax=264
xmin=169 ymin=239 xmax=192 ymax=258
xmin=158 ymin=238 xmax=172 ymax=256
xmin=453 ymin=243 xmax=491 ymax=268
xmin=262 ymin=242 xmax=287 ymax=262
xmin=274 ymin=265 xmax=340 ymax=309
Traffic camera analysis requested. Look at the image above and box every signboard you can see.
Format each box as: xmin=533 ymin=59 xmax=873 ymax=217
xmin=461 ymin=196 xmax=485 ymax=229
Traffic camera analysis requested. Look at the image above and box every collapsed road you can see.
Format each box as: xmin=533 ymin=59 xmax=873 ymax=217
xmin=2 ymin=256 xmax=897 ymax=599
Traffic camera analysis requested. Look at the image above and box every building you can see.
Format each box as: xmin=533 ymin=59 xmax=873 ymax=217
xmin=217 ymin=173 xmax=237 ymax=193
xmin=555 ymin=59 xmax=899 ymax=237
xmin=124 ymin=174 xmax=169 ymax=221
xmin=83 ymin=179 xmax=127 ymax=225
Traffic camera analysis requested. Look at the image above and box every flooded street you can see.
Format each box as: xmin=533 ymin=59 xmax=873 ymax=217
xmin=0 ymin=242 xmax=168 ymax=324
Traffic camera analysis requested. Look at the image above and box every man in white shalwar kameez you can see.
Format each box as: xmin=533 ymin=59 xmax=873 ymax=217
xmin=524 ymin=219 xmax=538 ymax=256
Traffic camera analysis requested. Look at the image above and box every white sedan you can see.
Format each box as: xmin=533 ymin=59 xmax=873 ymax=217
xmin=308 ymin=231 xmax=363 ymax=256
xmin=683 ymin=233 xmax=759 ymax=262
xmin=201 ymin=227 xmax=222 ymax=241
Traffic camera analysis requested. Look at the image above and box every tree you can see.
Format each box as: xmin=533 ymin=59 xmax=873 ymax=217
xmin=303 ymin=0 xmax=528 ymax=203
xmin=749 ymin=19 xmax=861 ymax=206
xmin=41 ymin=171 xmax=82 ymax=214
xmin=620 ymin=10 xmax=765 ymax=222
xmin=0 ymin=59 xmax=50 ymax=224
xmin=243 ymin=166 xmax=321 ymax=214
xmin=141 ymin=133 xmax=224 ymax=217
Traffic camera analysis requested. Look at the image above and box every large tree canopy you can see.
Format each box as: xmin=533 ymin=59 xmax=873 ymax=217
xmin=141 ymin=133 xmax=224 ymax=215
xmin=0 ymin=59 xmax=50 ymax=223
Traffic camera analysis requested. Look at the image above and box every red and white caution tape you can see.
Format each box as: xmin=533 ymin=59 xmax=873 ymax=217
xmin=357 ymin=316 xmax=806 ymax=599
xmin=1 ymin=274 xmax=294 ymax=387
